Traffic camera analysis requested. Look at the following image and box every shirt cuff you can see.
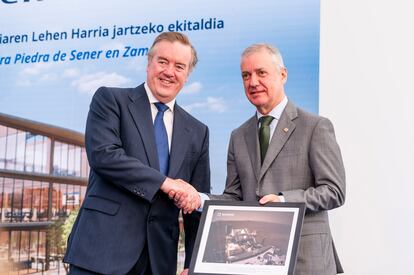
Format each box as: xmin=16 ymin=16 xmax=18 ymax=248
xmin=197 ymin=192 xmax=209 ymax=212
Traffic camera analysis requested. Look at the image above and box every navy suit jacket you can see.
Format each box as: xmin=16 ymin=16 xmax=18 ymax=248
xmin=64 ymin=84 xmax=210 ymax=275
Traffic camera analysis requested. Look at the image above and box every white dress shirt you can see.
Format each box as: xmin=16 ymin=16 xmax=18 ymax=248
xmin=256 ymin=96 xmax=288 ymax=140
xmin=256 ymin=96 xmax=289 ymax=202
xmin=144 ymin=82 xmax=175 ymax=152
xmin=145 ymin=83 xmax=208 ymax=210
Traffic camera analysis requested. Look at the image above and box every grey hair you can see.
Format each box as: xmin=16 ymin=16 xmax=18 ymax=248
xmin=148 ymin=32 xmax=198 ymax=71
xmin=241 ymin=43 xmax=285 ymax=69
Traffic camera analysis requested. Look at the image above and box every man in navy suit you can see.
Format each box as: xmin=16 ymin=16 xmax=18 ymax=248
xmin=64 ymin=32 xmax=210 ymax=275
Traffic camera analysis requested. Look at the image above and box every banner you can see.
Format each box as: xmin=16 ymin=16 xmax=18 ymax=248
xmin=0 ymin=0 xmax=320 ymax=193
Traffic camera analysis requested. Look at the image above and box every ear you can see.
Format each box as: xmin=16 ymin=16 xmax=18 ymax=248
xmin=281 ymin=67 xmax=288 ymax=83
xmin=146 ymin=55 xmax=152 ymax=72
xmin=186 ymin=67 xmax=193 ymax=78
xmin=146 ymin=62 xmax=150 ymax=74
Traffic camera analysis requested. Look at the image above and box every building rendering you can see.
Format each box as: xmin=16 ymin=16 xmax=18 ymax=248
xmin=0 ymin=113 xmax=88 ymax=273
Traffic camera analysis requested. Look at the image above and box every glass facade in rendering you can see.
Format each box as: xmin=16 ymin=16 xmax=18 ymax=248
xmin=0 ymin=113 xmax=88 ymax=274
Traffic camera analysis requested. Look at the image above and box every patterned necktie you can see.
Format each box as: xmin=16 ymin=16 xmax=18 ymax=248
xmin=154 ymin=102 xmax=169 ymax=175
xmin=259 ymin=115 xmax=274 ymax=164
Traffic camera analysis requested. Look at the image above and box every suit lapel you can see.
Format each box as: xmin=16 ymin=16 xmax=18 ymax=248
xmin=127 ymin=85 xmax=160 ymax=170
xmin=168 ymin=104 xmax=191 ymax=178
xmin=259 ymin=101 xmax=297 ymax=181
xmin=243 ymin=116 xmax=261 ymax=182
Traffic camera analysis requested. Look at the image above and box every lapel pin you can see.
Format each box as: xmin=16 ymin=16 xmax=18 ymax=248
xmin=283 ymin=128 xmax=289 ymax=133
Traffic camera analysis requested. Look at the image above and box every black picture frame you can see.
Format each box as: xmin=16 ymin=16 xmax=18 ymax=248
xmin=189 ymin=200 xmax=305 ymax=275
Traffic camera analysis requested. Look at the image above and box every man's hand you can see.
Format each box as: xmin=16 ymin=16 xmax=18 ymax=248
xmin=180 ymin=268 xmax=189 ymax=275
xmin=161 ymin=178 xmax=201 ymax=214
xmin=259 ymin=194 xmax=281 ymax=204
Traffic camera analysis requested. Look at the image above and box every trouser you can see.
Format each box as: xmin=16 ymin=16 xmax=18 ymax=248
xmin=69 ymin=244 xmax=151 ymax=275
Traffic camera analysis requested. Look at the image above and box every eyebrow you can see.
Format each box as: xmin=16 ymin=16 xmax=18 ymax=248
xmin=242 ymin=67 xmax=266 ymax=73
xmin=157 ymin=56 xmax=168 ymax=61
xmin=176 ymin=62 xmax=187 ymax=68
xmin=157 ymin=56 xmax=187 ymax=68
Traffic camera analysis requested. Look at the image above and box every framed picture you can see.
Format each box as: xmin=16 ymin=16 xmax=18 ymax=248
xmin=189 ymin=201 xmax=306 ymax=275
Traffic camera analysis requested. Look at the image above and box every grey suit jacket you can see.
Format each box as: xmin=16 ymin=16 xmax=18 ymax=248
xmin=210 ymin=101 xmax=345 ymax=275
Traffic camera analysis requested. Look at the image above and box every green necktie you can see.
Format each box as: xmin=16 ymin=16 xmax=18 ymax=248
xmin=259 ymin=116 xmax=274 ymax=164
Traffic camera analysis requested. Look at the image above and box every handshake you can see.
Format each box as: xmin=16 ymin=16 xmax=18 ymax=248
xmin=160 ymin=177 xmax=201 ymax=214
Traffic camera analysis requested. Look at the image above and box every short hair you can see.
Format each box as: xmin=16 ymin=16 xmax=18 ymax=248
xmin=241 ymin=43 xmax=285 ymax=69
xmin=148 ymin=32 xmax=198 ymax=71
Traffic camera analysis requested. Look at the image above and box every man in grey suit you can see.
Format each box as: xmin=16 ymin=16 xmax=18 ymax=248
xmin=211 ymin=44 xmax=346 ymax=274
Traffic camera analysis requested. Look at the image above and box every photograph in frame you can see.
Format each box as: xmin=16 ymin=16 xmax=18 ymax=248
xmin=189 ymin=201 xmax=305 ymax=275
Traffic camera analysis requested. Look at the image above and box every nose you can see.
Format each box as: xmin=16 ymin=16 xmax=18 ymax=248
xmin=163 ymin=65 xmax=174 ymax=77
xmin=249 ymin=73 xmax=259 ymax=87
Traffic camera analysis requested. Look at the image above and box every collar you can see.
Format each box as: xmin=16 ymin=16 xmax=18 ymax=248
xmin=256 ymin=96 xmax=288 ymax=121
xmin=144 ymin=82 xmax=176 ymax=111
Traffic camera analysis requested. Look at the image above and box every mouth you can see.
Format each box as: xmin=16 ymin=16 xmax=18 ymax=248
xmin=249 ymin=89 xmax=264 ymax=96
xmin=159 ymin=77 xmax=175 ymax=86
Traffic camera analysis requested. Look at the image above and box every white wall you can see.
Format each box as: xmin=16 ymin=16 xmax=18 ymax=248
xmin=320 ymin=0 xmax=414 ymax=274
